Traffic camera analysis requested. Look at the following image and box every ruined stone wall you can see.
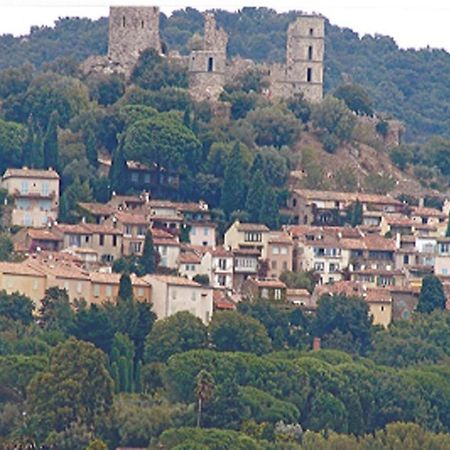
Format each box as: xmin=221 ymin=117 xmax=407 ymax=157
xmin=188 ymin=13 xmax=228 ymax=102
xmin=108 ymin=6 xmax=161 ymax=71
xmin=270 ymin=15 xmax=325 ymax=103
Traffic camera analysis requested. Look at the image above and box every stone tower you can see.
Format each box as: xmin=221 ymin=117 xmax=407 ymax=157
xmin=188 ymin=13 xmax=228 ymax=102
xmin=108 ymin=6 xmax=161 ymax=72
xmin=270 ymin=15 xmax=325 ymax=102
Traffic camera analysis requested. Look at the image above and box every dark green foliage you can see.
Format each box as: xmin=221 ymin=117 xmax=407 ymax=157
xmin=260 ymin=184 xmax=280 ymax=229
xmin=0 ymin=119 xmax=26 ymax=173
xmin=245 ymin=169 xmax=266 ymax=223
xmin=287 ymin=92 xmax=311 ymax=123
xmin=446 ymin=212 xmax=450 ymax=237
xmin=0 ymin=233 xmax=14 ymax=261
xmin=110 ymin=333 xmax=135 ymax=393
xmin=38 ymin=287 xmax=74 ymax=333
xmin=333 ymin=84 xmax=374 ymax=116
xmin=131 ymin=48 xmax=188 ymax=90
xmin=221 ymin=142 xmax=246 ymax=217
xmin=0 ymin=291 xmax=34 ymax=325
xmin=280 ymin=270 xmax=318 ymax=293
xmin=350 ymin=199 xmax=363 ymax=227
xmin=193 ymin=274 xmax=210 ymax=286
xmin=314 ymin=294 xmax=372 ymax=355
xmin=144 ymin=311 xmax=208 ymax=363
xmin=118 ymin=273 xmax=133 ymax=300
xmin=43 ymin=110 xmax=59 ymax=170
xmin=210 ymin=311 xmax=272 ymax=355
xmin=59 ymin=177 xmax=93 ymax=223
xmin=141 ymin=230 xmax=157 ymax=274
xmin=417 ymin=275 xmax=446 ymax=313
xmin=88 ymin=73 xmax=125 ymax=106
xmin=84 ymin=125 xmax=98 ymax=169
xmin=109 ymin=146 xmax=128 ymax=195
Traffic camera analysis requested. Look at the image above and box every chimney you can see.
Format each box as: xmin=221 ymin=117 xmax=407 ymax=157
xmin=313 ymin=337 xmax=321 ymax=351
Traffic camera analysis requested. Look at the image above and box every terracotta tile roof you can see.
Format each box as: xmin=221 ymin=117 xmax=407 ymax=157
xmin=314 ymin=281 xmax=363 ymax=298
xmin=383 ymin=215 xmax=415 ymax=226
xmin=78 ymin=202 xmax=115 ymax=216
xmin=90 ymin=272 xmax=149 ymax=287
xmin=285 ymin=225 xmax=361 ymax=240
xmin=174 ymin=202 xmax=209 ymax=213
xmin=54 ymin=224 xmax=91 ymax=234
xmin=351 ymin=268 xmax=404 ymax=276
xmin=83 ymin=223 xmax=122 ymax=235
xmin=236 ymin=222 xmax=270 ymax=232
xmin=286 ymin=288 xmax=311 ymax=297
xmin=0 ymin=261 xmax=45 ymax=277
xmin=3 ymin=167 xmax=59 ymax=180
xmin=143 ymin=274 xmax=206 ymax=287
xmin=210 ymin=246 xmax=233 ymax=257
xmin=293 ymin=189 xmax=401 ymax=205
xmin=365 ymin=288 xmax=392 ymax=303
xmin=412 ymin=206 xmax=446 ymax=218
xmin=268 ymin=232 xmax=293 ymax=245
xmin=151 ymin=228 xmax=175 ymax=239
xmin=179 ymin=252 xmax=202 ymax=264
xmin=250 ymin=278 xmax=287 ymax=289
xmin=27 ymin=260 xmax=90 ymax=280
xmin=340 ymin=235 xmax=396 ymax=252
xmin=213 ymin=290 xmax=236 ymax=310
xmin=27 ymin=228 xmax=62 ymax=241
xmin=114 ymin=211 xmax=149 ymax=225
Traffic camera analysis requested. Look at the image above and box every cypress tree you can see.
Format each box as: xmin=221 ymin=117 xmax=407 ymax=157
xmin=417 ymin=275 xmax=446 ymax=313
xmin=141 ymin=230 xmax=156 ymax=274
xmin=118 ymin=273 xmax=133 ymax=300
xmin=22 ymin=116 xmax=34 ymax=168
xmin=446 ymin=211 xmax=450 ymax=237
xmin=111 ymin=362 xmax=120 ymax=394
xmin=245 ymin=169 xmax=266 ymax=223
xmin=118 ymin=355 xmax=130 ymax=392
xmin=260 ymin=185 xmax=279 ymax=229
xmin=43 ymin=111 xmax=59 ymax=170
xmin=135 ymin=360 xmax=142 ymax=393
xmin=109 ymin=146 xmax=128 ymax=195
xmin=31 ymin=126 xmax=44 ymax=169
xmin=250 ymin=153 xmax=265 ymax=175
xmin=350 ymin=199 xmax=363 ymax=227
xmin=221 ymin=142 xmax=246 ymax=217
xmin=84 ymin=126 xmax=98 ymax=169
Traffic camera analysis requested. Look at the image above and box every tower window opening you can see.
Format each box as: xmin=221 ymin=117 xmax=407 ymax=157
xmin=208 ymin=57 xmax=214 ymax=72
xmin=307 ymin=68 xmax=312 ymax=82
xmin=308 ymin=46 xmax=313 ymax=60
xmin=122 ymin=16 xmax=126 ymax=27
xmin=309 ymin=28 xmax=314 ymax=36
xmin=141 ymin=20 xmax=145 ymax=28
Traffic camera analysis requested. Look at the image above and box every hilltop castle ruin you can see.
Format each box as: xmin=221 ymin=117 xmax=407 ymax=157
xmin=82 ymin=6 xmax=325 ymax=103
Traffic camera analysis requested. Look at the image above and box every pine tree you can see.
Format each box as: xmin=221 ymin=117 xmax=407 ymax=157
xmin=250 ymin=153 xmax=265 ymax=175
xmin=260 ymin=185 xmax=279 ymax=229
xmin=141 ymin=230 xmax=156 ymax=274
xmin=109 ymin=146 xmax=128 ymax=195
xmin=84 ymin=126 xmax=98 ymax=169
xmin=350 ymin=199 xmax=363 ymax=227
xmin=245 ymin=169 xmax=266 ymax=223
xmin=221 ymin=142 xmax=246 ymax=217
xmin=43 ymin=111 xmax=59 ymax=170
xmin=118 ymin=273 xmax=133 ymax=300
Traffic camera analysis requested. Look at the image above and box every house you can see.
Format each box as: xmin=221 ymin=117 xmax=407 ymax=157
xmin=0 ymin=261 xmax=47 ymax=305
xmin=242 ymin=278 xmax=287 ymax=302
xmin=149 ymin=200 xmax=183 ymax=234
xmin=287 ymin=189 xmax=402 ymax=226
xmin=54 ymin=223 xmax=123 ymax=263
xmin=111 ymin=211 xmax=149 ymax=256
xmin=78 ymin=202 xmax=115 ymax=224
xmin=349 ymin=268 xmax=405 ymax=288
xmin=200 ymin=246 xmax=234 ymax=289
xmin=90 ymin=272 xmax=151 ymax=304
xmin=410 ymin=206 xmax=446 ymax=228
xmin=262 ymin=231 xmax=294 ymax=279
xmin=13 ymin=227 xmax=63 ymax=253
xmin=213 ymin=289 xmax=237 ymax=311
xmin=142 ymin=274 xmax=213 ymax=324
xmin=178 ymin=251 xmax=202 ymax=280
xmin=151 ymin=227 xmax=180 ymax=269
xmin=232 ymin=248 xmax=260 ymax=292
xmin=434 ymin=237 xmax=450 ymax=277
xmin=380 ymin=214 xmax=415 ymax=236
xmin=189 ymin=221 xmax=216 ymax=247
xmin=2 ymin=167 xmax=60 ymax=227
xmin=286 ymin=288 xmax=314 ymax=310
xmin=389 ymin=286 xmax=420 ymax=321
xmin=224 ymin=220 xmax=270 ymax=254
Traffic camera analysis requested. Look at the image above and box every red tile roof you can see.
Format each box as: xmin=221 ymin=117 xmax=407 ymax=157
xmin=293 ymin=189 xmax=401 ymax=205
xmin=27 ymin=228 xmax=62 ymax=241
xmin=3 ymin=168 xmax=59 ymax=180
xmin=114 ymin=211 xmax=149 ymax=225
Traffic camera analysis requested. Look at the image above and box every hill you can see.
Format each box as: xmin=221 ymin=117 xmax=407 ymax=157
xmin=0 ymin=8 xmax=449 ymax=142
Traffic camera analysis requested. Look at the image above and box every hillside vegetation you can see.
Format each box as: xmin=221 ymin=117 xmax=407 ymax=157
xmin=0 ymin=8 xmax=449 ymax=141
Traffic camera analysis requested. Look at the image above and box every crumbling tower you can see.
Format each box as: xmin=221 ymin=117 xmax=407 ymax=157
xmin=270 ymin=15 xmax=325 ymax=102
xmin=188 ymin=13 xmax=228 ymax=102
xmin=108 ymin=6 xmax=161 ymax=72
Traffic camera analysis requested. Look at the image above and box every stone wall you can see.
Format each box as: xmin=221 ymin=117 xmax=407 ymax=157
xmin=108 ymin=6 xmax=161 ymax=72
xmin=269 ymin=15 xmax=325 ymax=103
xmin=188 ymin=13 xmax=228 ymax=102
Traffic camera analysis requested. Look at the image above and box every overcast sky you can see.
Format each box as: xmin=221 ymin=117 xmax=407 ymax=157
xmin=1 ymin=0 xmax=450 ymax=51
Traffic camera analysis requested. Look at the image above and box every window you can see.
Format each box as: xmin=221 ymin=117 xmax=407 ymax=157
xmin=442 ymin=268 xmax=449 ymax=276
xmin=41 ymin=182 xmax=49 ymax=196
xmin=141 ymin=20 xmax=145 ymax=28
xmin=94 ymin=284 xmax=100 ymax=297
xmin=218 ymin=275 xmax=227 ymax=286
xmin=106 ymin=285 xmax=112 ymax=297
xmin=77 ymin=282 xmax=82 ymax=294
xmin=204 ymin=227 xmax=209 ymax=236
xmin=21 ymin=181 xmax=29 ymax=194
xmin=274 ymin=289 xmax=282 ymax=300
xmin=306 ymin=67 xmax=312 ymax=82
xmin=17 ymin=199 xmax=29 ymax=210
xmin=314 ymin=262 xmax=324 ymax=272
xmin=113 ymin=235 xmax=118 ymax=247
xmin=272 ymin=246 xmax=280 ymax=255
xmin=218 ymin=258 xmax=227 ymax=270
xmin=261 ymin=288 xmax=269 ymax=299
xmin=69 ymin=234 xmax=81 ymax=247
xmin=403 ymin=254 xmax=409 ymax=264
xmin=309 ymin=28 xmax=314 ymax=36
xmin=381 ymin=306 xmax=385 ymax=311
xmin=191 ymin=291 xmax=197 ymax=302
xmin=138 ymin=287 xmax=144 ymax=297
xmin=23 ymin=214 xmax=32 ymax=226
xmin=283 ymin=261 xmax=288 ymax=270
xmin=99 ymin=234 xmax=105 ymax=246
xmin=131 ymin=173 xmax=139 ymax=183
xmin=122 ymin=16 xmax=126 ymax=27
xmin=208 ymin=57 xmax=214 ymax=72
xmin=191 ymin=227 xmax=196 ymax=235
xmin=171 ymin=289 xmax=177 ymax=300
xmin=280 ymin=246 xmax=288 ymax=255
xmin=244 ymin=232 xmax=262 ymax=242
xmin=137 ymin=226 xmax=146 ymax=237
xmin=130 ymin=242 xmax=142 ymax=254
xmin=85 ymin=235 xmax=90 ymax=244
xmin=271 ymin=260 xmax=277 ymax=270
xmin=32 ymin=279 xmax=38 ymax=290
xmin=329 ymin=263 xmax=339 ymax=273
xmin=144 ymin=174 xmax=150 ymax=183
xmin=308 ymin=46 xmax=313 ymax=60
xmin=40 ymin=200 xmax=51 ymax=211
